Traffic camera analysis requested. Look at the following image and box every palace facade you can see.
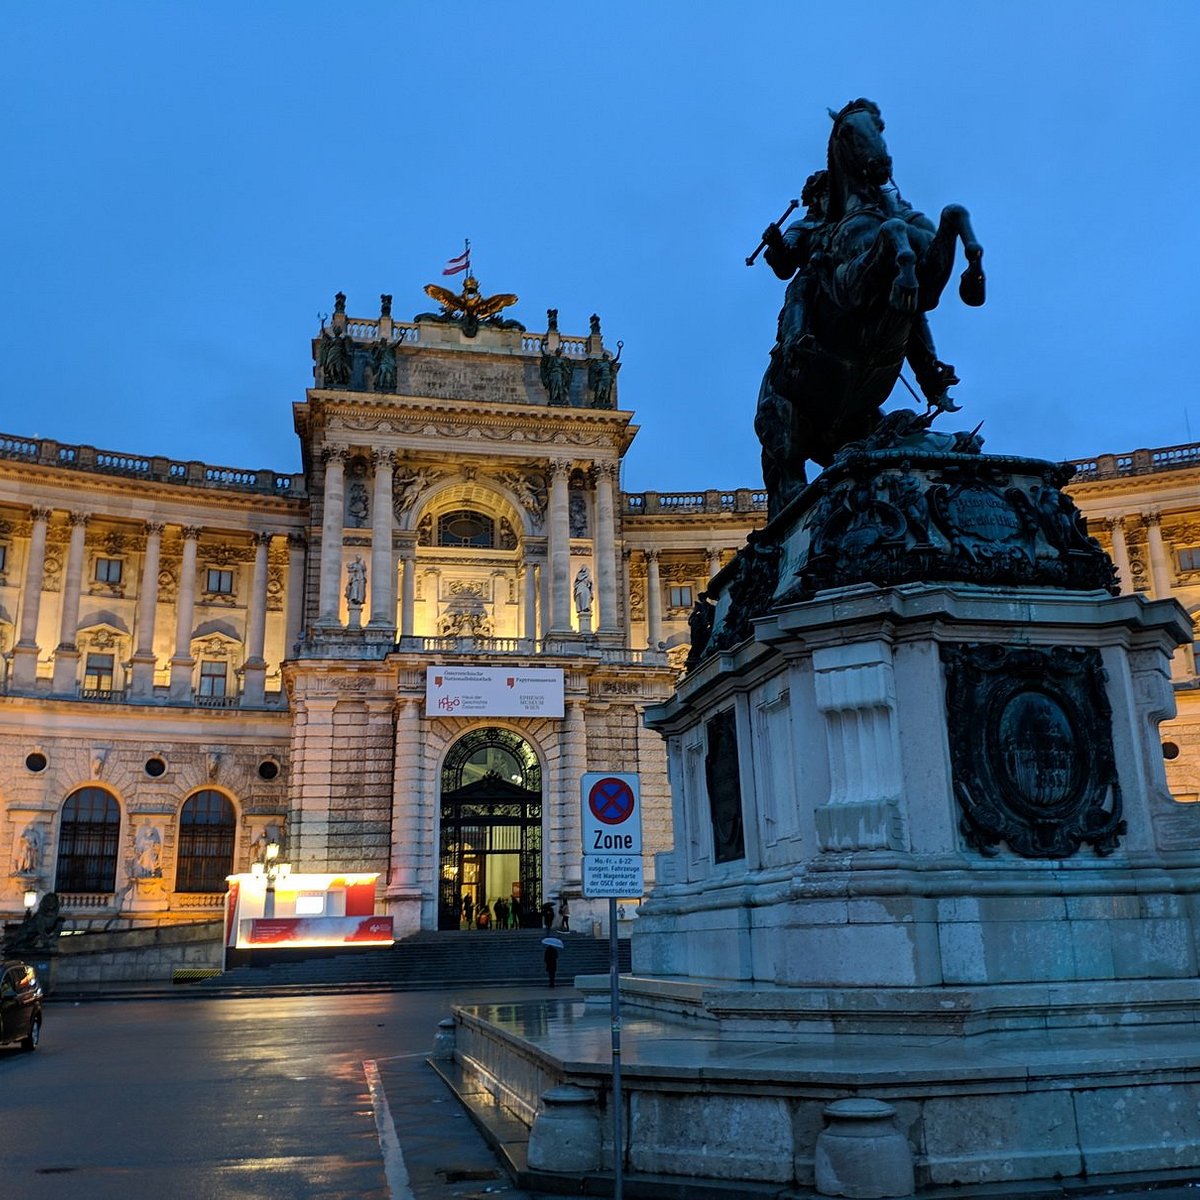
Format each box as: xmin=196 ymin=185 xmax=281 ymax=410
xmin=1 ymin=286 xmax=1197 ymax=934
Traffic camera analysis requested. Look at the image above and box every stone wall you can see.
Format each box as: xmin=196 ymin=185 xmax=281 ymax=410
xmin=49 ymin=920 xmax=223 ymax=985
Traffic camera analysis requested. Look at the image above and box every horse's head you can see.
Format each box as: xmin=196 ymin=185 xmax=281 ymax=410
xmin=828 ymin=99 xmax=892 ymax=192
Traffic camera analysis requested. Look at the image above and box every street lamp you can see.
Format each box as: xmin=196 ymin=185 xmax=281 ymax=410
xmin=23 ymin=889 xmax=38 ymax=914
xmin=251 ymin=840 xmax=291 ymax=917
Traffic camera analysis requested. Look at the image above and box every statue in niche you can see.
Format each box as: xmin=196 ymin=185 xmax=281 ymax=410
xmin=345 ymin=556 xmax=367 ymax=607
xmin=498 ymin=518 xmax=518 ymax=550
xmin=347 ymin=482 xmax=369 ymax=528
xmin=371 ymin=338 xmax=397 ymax=391
xmin=573 ymin=566 xmax=594 ymax=616
xmin=133 ymin=824 xmax=163 ymax=878
xmin=416 ymin=513 xmax=433 ymax=546
xmin=751 ymin=99 xmax=986 ymax=518
xmin=539 ymin=344 xmax=573 ymax=406
xmin=13 ymin=824 xmax=42 ymax=875
xmin=587 ymin=341 xmax=622 ymax=409
xmin=318 ymin=323 xmax=355 ymax=388
xmin=569 ymin=491 xmax=589 ymax=537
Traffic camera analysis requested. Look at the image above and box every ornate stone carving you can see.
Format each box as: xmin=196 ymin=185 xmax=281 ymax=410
xmin=943 ymin=643 xmax=1124 ymax=859
xmin=496 ymin=471 xmax=547 ymax=530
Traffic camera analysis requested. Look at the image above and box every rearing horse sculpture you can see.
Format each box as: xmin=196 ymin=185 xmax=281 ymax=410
xmin=754 ymin=99 xmax=986 ymax=519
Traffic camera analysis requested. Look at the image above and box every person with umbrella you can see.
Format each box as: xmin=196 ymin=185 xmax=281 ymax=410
xmin=542 ymin=936 xmax=564 ymax=988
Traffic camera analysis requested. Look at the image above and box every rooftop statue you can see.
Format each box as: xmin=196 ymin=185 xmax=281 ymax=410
xmin=418 ymin=275 xmax=524 ymax=338
xmin=752 ymin=99 xmax=986 ymax=519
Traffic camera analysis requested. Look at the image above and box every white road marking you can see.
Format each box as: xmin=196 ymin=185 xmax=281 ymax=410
xmin=364 ymin=1058 xmax=415 ymax=1200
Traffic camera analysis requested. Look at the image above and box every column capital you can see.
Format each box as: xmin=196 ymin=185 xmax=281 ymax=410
xmin=549 ymin=457 xmax=573 ymax=480
xmin=181 ymin=525 xmax=203 ymax=542
xmin=1101 ymin=517 xmax=1125 ymax=535
xmin=371 ymin=448 xmax=396 ymax=471
xmin=253 ymin=531 xmax=275 ymax=547
xmin=706 ymin=545 xmax=724 ymax=559
xmin=144 ymin=520 xmax=166 ymax=537
xmin=592 ymin=460 xmax=619 ymax=483
xmin=30 ymin=506 xmax=52 ymax=523
xmin=644 ymin=547 xmax=661 ymax=564
xmin=1143 ymin=510 xmax=1163 ymax=529
xmin=321 ymin=445 xmax=349 ymax=466
xmin=67 ymin=510 xmax=92 ymax=527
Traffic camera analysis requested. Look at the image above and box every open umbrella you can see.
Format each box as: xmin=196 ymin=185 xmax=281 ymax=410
xmin=541 ymin=936 xmax=564 ymax=950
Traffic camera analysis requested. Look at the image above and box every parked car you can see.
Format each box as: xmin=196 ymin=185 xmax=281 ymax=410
xmin=0 ymin=960 xmax=43 ymax=1051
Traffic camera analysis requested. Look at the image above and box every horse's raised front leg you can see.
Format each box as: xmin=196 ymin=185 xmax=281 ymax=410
xmin=916 ymin=204 xmax=985 ymax=310
xmin=833 ymin=218 xmax=916 ymax=314
xmin=882 ymin=218 xmax=918 ymax=314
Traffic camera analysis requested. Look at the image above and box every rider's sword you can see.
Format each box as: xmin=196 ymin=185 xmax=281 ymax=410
xmin=745 ymin=199 xmax=800 ymax=266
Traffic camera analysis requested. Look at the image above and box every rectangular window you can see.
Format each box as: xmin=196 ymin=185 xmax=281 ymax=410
xmin=198 ymin=660 xmax=227 ymax=697
xmin=1179 ymin=548 xmax=1200 ymax=572
xmin=206 ymin=568 xmax=234 ymax=595
xmin=669 ymin=585 xmax=693 ymax=609
xmin=94 ymin=557 xmax=123 ymax=584
xmin=84 ymin=654 xmax=115 ymax=691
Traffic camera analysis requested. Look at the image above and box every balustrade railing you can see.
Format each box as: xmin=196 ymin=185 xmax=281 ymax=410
xmin=1067 ymin=441 xmax=1200 ymax=480
xmin=0 ymin=430 xmax=306 ymax=497
xmin=621 ymin=488 xmax=768 ymax=516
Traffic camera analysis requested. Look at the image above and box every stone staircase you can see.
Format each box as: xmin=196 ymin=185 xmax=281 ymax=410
xmin=193 ymin=929 xmax=629 ymax=991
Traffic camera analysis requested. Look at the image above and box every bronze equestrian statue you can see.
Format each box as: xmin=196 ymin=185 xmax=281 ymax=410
xmin=753 ymin=99 xmax=986 ymax=519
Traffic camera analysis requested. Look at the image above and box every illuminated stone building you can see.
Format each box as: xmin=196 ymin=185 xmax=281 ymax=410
xmin=1 ymin=283 xmax=1196 ymax=934
xmin=0 ymin=288 xmax=761 ymax=934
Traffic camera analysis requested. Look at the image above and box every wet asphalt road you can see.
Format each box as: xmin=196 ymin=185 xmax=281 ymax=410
xmin=0 ymin=987 xmax=557 ymax=1200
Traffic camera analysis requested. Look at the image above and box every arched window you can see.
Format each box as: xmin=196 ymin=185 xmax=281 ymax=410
xmin=437 ymin=509 xmax=494 ymax=548
xmin=176 ymin=790 xmax=236 ymax=893
xmin=56 ymin=787 xmax=120 ymax=893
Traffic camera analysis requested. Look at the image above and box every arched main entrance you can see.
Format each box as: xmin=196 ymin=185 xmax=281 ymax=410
xmin=438 ymin=728 xmax=542 ymax=930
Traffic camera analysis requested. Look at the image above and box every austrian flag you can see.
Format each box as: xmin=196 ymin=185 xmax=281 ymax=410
xmin=442 ymin=248 xmax=470 ymax=275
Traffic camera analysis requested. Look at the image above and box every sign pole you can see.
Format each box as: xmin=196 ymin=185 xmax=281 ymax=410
xmin=608 ymin=895 xmax=624 ymax=1199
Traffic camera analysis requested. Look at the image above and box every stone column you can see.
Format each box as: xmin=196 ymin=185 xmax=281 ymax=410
xmin=317 ymin=447 xmax=347 ymax=625
xmin=644 ymin=549 xmax=663 ymax=649
xmin=129 ymin=520 xmax=164 ymax=699
xmin=621 ymin=547 xmax=632 ymax=640
xmin=548 ymin=458 xmax=572 ymax=633
xmin=388 ymin=697 xmax=423 ymax=894
xmin=1145 ymin=512 xmax=1191 ymax=682
xmin=369 ymin=450 xmax=396 ymax=629
xmin=51 ymin=511 xmax=90 ymax=694
xmin=241 ymin=532 xmax=272 ymax=706
xmin=169 ymin=526 xmax=201 ymax=701
xmin=11 ymin=506 xmax=52 ymax=687
xmin=523 ymin=558 xmax=539 ymax=645
xmin=540 ymin=551 xmax=552 ymax=642
xmin=560 ymin=698 xmax=587 ymax=887
xmin=593 ymin=462 xmax=619 ymax=633
xmin=1104 ymin=518 xmax=1133 ymax=594
xmin=284 ymin=533 xmax=306 ymax=655
xmin=399 ymin=537 xmax=416 ymax=640
xmin=706 ymin=546 xmax=723 ymax=583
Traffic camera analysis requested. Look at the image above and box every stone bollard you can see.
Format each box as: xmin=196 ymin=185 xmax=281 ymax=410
xmin=814 ymin=1098 xmax=915 ymax=1199
xmin=527 ymin=1084 xmax=602 ymax=1173
xmin=431 ymin=1017 xmax=457 ymax=1062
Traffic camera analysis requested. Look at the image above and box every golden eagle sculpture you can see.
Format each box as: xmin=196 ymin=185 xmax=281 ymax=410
xmin=419 ymin=275 xmax=522 ymax=337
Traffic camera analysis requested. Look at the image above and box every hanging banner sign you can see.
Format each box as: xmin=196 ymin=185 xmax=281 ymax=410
xmin=425 ymin=666 xmax=564 ymax=718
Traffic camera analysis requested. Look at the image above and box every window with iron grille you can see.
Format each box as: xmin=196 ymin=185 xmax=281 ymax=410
xmin=84 ymin=653 xmax=115 ymax=691
xmin=56 ymin=787 xmax=120 ymax=893
xmin=94 ymin=557 xmax=123 ymax=584
xmin=176 ymin=790 xmax=235 ymax=892
xmin=437 ymin=510 xmax=494 ymax=548
xmin=669 ymin=585 xmax=693 ymax=609
xmin=198 ymin=660 xmax=227 ymax=697
xmin=206 ymin=568 xmax=234 ymax=594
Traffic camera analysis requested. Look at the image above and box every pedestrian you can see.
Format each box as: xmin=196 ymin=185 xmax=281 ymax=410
xmin=463 ymin=894 xmax=474 ymax=929
xmin=542 ymin=901 xmax=555 ymax=930
xmin=558 ymin=896 xmax=570 ymax=932
xmin=494 ymin=897 xmax=506 ymax=930
xmin=544 ymin=943 xmax=559 ymax=988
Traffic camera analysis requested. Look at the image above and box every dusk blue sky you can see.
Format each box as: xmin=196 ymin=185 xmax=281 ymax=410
xmin=4 ymin=4 xmax=1197 ymax=494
